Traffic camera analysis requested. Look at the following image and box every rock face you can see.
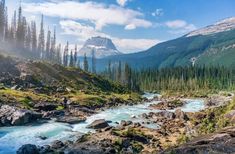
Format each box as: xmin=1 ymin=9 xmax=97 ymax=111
xmin=163 ymin=126 xmax=235 ymax=154
xmin=17 ymin=144 xmax=39 ymax=154
xmin=87 ymin=119 xmax=109 ymax=129
xmin=78 ymin=36 xmax=122 ymax=58
xmin=0 ymin=105 xmax=42 ymax=126
xmin=34 ymin=103 xmax=57 ymax=112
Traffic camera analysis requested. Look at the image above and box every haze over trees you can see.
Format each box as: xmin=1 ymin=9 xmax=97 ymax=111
xmin=0 ymin=0 xmax=83 ymax=70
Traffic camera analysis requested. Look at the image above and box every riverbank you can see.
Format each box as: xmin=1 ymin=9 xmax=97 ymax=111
xmin=0 ymin=93 xmax=206 ymax=154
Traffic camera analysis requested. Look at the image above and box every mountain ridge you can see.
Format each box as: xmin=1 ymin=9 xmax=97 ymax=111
xmin=96 ymin=17 xmax=235 ymax=70
xmin=78 ymin=36 xmax=122 ymax=58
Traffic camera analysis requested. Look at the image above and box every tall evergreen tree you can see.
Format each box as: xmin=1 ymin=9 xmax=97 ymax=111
xmin=63 ymin=41 xmax=69 ymax=66
xmin=83 ymin=53 xmax=89 ymax=72
xmin=38 ymin=14 xmax=45 ymax=58
xmin=69 ymin=50 xmax=74 ymax=67
xmin=74 ymin=45 xmax=78 ymax=67
xmin=16 ymin=4 xmax=25 ymax=47
xmin=56 ymin=43 xmax=62 ymax=64
xmin=31 ymin=21 xmax=37 ymax=54
xmin=25 ymin=25 xmax=31 ymax=51
xmin=45 ymin=28 xmax=51 ymax=60
xmin=117 ymin=61 xmax=122 ymax=82
xmin=50 ymin=26 xmax=56 ymax=62
xmin=4 ymin=7 xmax=8 ymax=41
xmin=0 ymin=0 xmax=5 ymax=40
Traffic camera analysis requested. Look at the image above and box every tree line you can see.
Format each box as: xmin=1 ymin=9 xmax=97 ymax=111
xmin=102 ymin=61 xmax=235 ymax=92
xmin=0 ymin=0 xmax=97 ymax=72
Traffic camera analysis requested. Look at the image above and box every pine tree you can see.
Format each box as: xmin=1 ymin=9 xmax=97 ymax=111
xmin=4 ymin=7 xmax=8 ymax=41
xmin=9 ymin=10 xmax=16 ymax=43
xmin=50 ymin=26 xmax=56 ymax=62
xmin=63 ymin=41 xmax=69 ymax=66
xmin=0 ymin=0 xmax=5 ymax=40
xmin=56 ymin=43 xmax=62 ymax=64
xmin=16 ymin=4 xmax=24 ymax=47
xmin=45 ymin=28 xmax=51 ymax=60
xmin=83 ymin=53 xmax=89 ymax=72
xmin=117 ymin=61 xmax=122 ymax=82
xmin=74 ymin=45 xmax=78 ymax=67
xmin=108 ymin=61 xmax=112 ymax=79
xmin=69 ymin=50 xmax=74 ymax=67
xmin=31 ymin=21 xmax=37 ymax=54
xmin=38 ymin=14 xmax=45 ymax=59
xmin=25 ymin=25 xmax=31 ymax=51
xmin=91 ymin=49 xmax=96 ymax=73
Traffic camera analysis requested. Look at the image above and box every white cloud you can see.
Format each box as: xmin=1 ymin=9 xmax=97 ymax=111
xmin=152 ymin=9 xmax=164 ymax=17
xmin=116 ymin=0 xmax=130 ymax=7
xmin=165 ymin=20 xmax=196 ymax=34
xmin=22 ymin=1 xmax=152 ymax=30
xmin=60 ymin=20 xmax=107 ymax=41
xmin=165 ymin=20 xmax=187 ymax=29
xmin=113 ymin=38 xmax=160 ymax=52
xmin=125 ymin=24 xmax=136 ymax=30
xmin=59 ymin=20 xmax=160 ymax=53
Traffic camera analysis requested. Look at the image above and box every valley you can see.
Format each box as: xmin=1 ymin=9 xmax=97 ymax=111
xmin=0 ymin=0 xmax=235 ymax=154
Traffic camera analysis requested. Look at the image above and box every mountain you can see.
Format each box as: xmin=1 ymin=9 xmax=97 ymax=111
xmin=78 ymin=36 xmax=122 ymax=58
xmin=98 ymin=17 xmax=235 ymax=70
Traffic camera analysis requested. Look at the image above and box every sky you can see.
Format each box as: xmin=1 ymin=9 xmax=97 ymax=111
xmin=5 ymin=0 xmax=235 ymax=53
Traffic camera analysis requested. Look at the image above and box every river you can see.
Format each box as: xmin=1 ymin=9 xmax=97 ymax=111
xmin=0 ymin=93 xmax=205 ymax=154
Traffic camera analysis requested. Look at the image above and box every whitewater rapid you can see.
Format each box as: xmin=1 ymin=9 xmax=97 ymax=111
xmin=0 ymin=93 xmax=205 ymax=154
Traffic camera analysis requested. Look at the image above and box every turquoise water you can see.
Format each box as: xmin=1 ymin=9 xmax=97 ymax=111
xmin=0 ymin=93 xmax=205 ymax=154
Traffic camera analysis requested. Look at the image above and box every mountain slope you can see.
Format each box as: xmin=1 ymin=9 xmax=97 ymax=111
xmin=99 ymin=17 xmax=235 ymax=70
xmin=0 ymin=54 xmax=140 ymax=108
xmin=78 ymin=36 xmax=122 ymax=58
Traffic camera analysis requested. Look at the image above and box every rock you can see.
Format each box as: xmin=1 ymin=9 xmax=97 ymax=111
xmin=11 ymin=85 xmax=20 ymax=90
xmin=17 ymin=144 xmax=39 ymax=154
xmin=150 ymin=99 xmax=184 ymax=110
xmin=163 ymin=126 xmax=235 ymax=154
xmin=155 ymin=111 xmax=176 ymax=119
xmin=132 ymin=135 xmax=148 ymax=144
xmin=34 ymin=103 xmax=57 ymax=111
xmin=39 ymin=145 xmax=52 ymax=153
xmin=87 ymin=119 xmax=109 ymax=129
xmin=38 ymin=136 xmax=47 ymax=140
xmin=43 ymin=110 xmax=65 ymax=118
xmin=175 ymin=109 xmax=188 ymax=121
xmin=120 ymin=120 xmax=133 ymax=127
xmin=224 ymin=110 xmax=235 ymax=123
xmin=51 ymin=140 xmax=64 ymax=149
xmin=56 ymin=116 xmax=86 ymax=124
xmin=0 ymin=105 xmax=42 ymax=126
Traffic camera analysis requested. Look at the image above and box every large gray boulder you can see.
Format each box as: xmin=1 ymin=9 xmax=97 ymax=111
xmin=17 ymin=144 xmax=39 ymax=154
xmin=0 ymin=105 xmax=42 ymax=126
xmin=86 ymin=119 xmax=109 ymax=129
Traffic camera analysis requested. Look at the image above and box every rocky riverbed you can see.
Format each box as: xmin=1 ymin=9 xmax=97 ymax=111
xmin=0 ymin=93 xmax=208 ymax=154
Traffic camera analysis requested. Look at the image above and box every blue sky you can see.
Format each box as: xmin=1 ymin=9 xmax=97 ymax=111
xmin=6 ymin=0 xmax=235 ymax=53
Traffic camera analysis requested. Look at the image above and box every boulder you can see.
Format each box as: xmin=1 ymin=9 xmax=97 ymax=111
xmin=17 ymin=144 xmax=39 ymax=154
xmin=0 ymin=105 xmax=42 ymax=126
xmin=155 ymin=111 xmax=176 ymax=119
xmin=34 ymin=103 xmax=57 ymax=111
xmin=56 ymin=116 xmax=86 ymax=124
xmin=163 ymin=126 xmax=235 ymax=154
xmin=51 ymin=140 xmax=65 ymax=149
xmin=175 ymin=109 xmax=188 ymax=121
xmin=87 ymin=119 xmax=109 ymax=129
xmin=120 ymin=120 xmax=133 ymax=127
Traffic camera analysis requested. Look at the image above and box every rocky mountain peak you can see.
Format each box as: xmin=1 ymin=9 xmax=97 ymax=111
xmin=78 ymin=36 xmax=122 ymax=58
xmin=186 ymin=17 xmax=235 ymax=37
